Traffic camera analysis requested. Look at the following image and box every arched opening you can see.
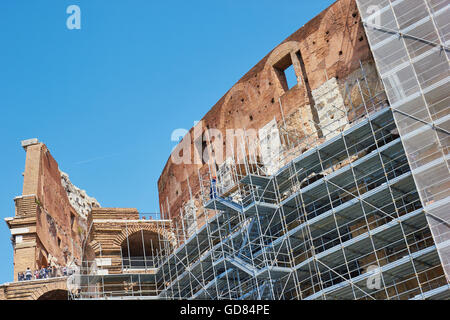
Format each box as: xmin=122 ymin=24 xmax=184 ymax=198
xmin=120 ymin=230 xmax=161 ymax=270
xmin=37 ymin=289 xmax=68 ymax=300
xmin=37 ymin=251 xmax=48 ymax=270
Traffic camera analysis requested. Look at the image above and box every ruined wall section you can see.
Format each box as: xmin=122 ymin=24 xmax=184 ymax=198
xmin=60 ymin=171 xmax=100 ymax=220
xmin=33 ymin=143 xmax=90 ymax=268
xmin=8 ymin=140 xmax=100 ymax=280
xmin=280 ymin=60 xmax=385 ymax=159
xmin=158 ymin=0 xmax=374 ymax=226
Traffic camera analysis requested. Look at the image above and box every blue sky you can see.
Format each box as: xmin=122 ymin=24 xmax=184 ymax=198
xmin=0 ymin=0 xmax=335 ymax=283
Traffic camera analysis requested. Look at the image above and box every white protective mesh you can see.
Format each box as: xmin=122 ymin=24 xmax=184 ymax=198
xmin=356 ymin=0 xmax=450 ymax=283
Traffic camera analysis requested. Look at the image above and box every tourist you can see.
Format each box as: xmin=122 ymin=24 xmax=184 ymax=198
xmin=40 ymin=267 xmax=46 ymax=279
xmin=25 ymin=267 xmax=32 ymax=281
xmin=63 ymin=266 xmax=67 ymax=276
xmin=210 ymin=177 xmax=217 ymax=199
xmin=47 ymin=265 xmax=53 ymax=278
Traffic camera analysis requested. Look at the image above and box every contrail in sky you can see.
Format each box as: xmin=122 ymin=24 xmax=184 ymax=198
xmin=74 ymin=153 xmax=121 ymax=165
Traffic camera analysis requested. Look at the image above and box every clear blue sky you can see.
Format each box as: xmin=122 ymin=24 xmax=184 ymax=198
xmin=0 ymin=0 xmax=335 ymax=283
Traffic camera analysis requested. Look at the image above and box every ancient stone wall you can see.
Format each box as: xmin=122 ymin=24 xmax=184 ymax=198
xmin=60 ymin=171 xmax=100 ymax=220
xmin=6 ymin=140 xmax=99 ymax=281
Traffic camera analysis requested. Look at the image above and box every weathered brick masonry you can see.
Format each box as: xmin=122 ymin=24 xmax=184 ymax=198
xmin=5 ymin=140 xmax=96 ymax=281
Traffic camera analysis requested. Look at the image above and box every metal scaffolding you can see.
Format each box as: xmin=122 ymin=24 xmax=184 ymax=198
xmin=153 ymin=60 xmax=449 ymax=300
xmin=68 ymin=214 xmax=175 ymax=300
xmin=70 ymin=0 xmax=449 ymax=300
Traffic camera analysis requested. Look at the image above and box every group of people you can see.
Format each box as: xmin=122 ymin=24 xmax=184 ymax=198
xmin=18 ymin=265 xmax=74 ymax=281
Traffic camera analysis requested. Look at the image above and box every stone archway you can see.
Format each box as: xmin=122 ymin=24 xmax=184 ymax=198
xmin=113 ymin=223 xmax=176 ymax=249
xmin=31 ymin=278 xmax=69 ymax=300
xmin=1 ymin=278 xmax=69 ymax=300
xmin=265 ymin=41 xmax=301 ymax=68
xmin=37 ymin=289 xmax=68 ymax=300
